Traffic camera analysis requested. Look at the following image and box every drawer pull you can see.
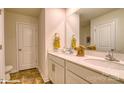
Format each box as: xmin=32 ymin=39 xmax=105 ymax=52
xmin=52 ymin=64 xmax=55 ymax=71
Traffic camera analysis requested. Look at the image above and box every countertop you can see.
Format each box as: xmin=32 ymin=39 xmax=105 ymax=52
xmin=48 ymin=51 xmax=124 ymax=82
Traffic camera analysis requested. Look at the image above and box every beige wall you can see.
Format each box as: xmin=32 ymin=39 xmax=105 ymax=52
xmin=5 ymin=11 xmax=38 ymax=72
xmin=66 ymin=9 xmax=79 ymax=48
xmin=80 ymin=24 xmax=90 ymax=46
xmin=91 ymin=9 xmax=124 ymax=53
xmin=38 ymin=9 xmax=47 ymax=81
xmin=45 ymin=8 xmax=66 ymax=51
xmin=38 ymin=9 xmax=66 ymax=81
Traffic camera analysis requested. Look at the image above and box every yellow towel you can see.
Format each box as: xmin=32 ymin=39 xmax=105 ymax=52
xmin=53 ymin=33 xmax=61 ymax=49
xmin=71 ymin=35 xmax=76 ymax=49
xmin=86 ymin=45 xmax=96 ymax=50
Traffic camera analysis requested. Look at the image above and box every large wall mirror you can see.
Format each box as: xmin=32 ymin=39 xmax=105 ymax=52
xmin=65 ymin=13 xmax=79 ymax=48
xmin=66 ymin=8 xmax=124 ymax=53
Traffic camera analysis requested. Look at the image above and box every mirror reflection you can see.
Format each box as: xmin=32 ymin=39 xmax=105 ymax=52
xmin=66 ymin=8 xmax=124 ymax=53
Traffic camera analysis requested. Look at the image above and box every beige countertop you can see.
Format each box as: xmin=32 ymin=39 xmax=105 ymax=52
xmin=48 ymin=51 xmax=124 ymax=82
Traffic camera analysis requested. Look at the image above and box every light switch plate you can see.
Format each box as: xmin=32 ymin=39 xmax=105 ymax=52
xmin=0 ymin=45 xmax=2 ymax=49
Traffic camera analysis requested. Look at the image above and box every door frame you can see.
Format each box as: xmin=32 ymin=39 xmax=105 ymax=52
xmin=16 ymin=22 xmax=38 ymax=71
xmin=0 ymin=8 xmax=5 ymax=80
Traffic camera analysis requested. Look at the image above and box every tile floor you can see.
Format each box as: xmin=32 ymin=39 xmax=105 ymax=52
xmin=8 ymin=68 xmax=44 ymax=84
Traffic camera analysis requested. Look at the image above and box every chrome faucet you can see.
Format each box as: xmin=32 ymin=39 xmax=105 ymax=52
xmin=105 ymin=49 xmax=119 ymax=62
xmin=66 ymin=48 xmax=73 ymax=54
xmin=63 ymin=48 xmax=73 ymax=54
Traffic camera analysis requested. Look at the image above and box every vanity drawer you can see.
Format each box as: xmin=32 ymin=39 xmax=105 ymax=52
xmin=48 ymin=54 xmax=65 ymax=67
xmin=66 ymin=61 xmax=121 ymax=84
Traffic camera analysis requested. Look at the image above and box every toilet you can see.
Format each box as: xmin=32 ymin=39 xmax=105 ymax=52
xmin=5 ymin=65 xmax=13 ymax=80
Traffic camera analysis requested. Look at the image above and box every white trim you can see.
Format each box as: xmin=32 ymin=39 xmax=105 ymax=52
xmin=37 ymin=66 xmax=49 ymax=83
xmin=16 ymin=22 xmax=38 ymax=71
xmin=0 ymin=9 xmax=5 ymax=79
xmin=19 ymin=64 xmax=37 ymax=71
xmin=16 ymin=23 xmax=19 ymax=72
xmin=11 ymin=69 xmax=18 ymax=73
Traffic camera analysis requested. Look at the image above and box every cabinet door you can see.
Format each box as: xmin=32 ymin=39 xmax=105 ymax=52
xmin=48 ymin=59 xmax=64 ymax=84
xmin=48 ymin=60 xmax=55 ymax=83
xmin=66 ymin=70 xmax=89 ymax=84
xmin=54 ymin=63 xmax=64 ymax=84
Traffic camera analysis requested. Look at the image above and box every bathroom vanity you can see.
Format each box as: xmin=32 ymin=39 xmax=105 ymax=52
xmin=48 ymin=9 xmax=124 ymax=84
xmin=48 ymin=52 xmax=124 ymax=84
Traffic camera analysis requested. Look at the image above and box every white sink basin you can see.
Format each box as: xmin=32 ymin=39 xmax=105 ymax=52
xmin=84 ymin=58 xmax=124 ymax=70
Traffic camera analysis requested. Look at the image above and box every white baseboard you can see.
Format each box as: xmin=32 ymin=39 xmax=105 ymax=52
xmin=11 ymin=69 xmax=18 ymax=73
xmin=37 ymin=67 xmax=49 ymax=83
xmin=19 ymin=64 xmax=37 ymax=71
xmin=11 ymin=65 xmax=38 ymax=74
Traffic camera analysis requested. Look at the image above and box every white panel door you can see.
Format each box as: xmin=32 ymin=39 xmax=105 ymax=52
xmin=0 ymin=9 xmax=5 ymax=80
xmin=17 ymin=23 xmax=37 ymax=70
xmin=94 ymin=21 xmax=116 ymax=51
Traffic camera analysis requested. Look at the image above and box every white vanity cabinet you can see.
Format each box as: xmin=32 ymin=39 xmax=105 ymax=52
xmin=48 ymin=54 xmax=65 ymax=84
xmin=66 ymin=61 xmax=122 ymax=84
xmin=48 ymin=53 xmax=123 ymax=84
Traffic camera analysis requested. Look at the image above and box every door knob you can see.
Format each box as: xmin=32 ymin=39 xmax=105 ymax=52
xmin=18 ymin=49 xmax=22 ymax=51
xmin=0 ymin=45 xmax=2 ymax=50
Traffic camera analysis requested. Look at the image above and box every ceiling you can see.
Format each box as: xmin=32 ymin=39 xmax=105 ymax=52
xmin=77 ymin=8 xmax=118 ymax=26
xmin=5 ymin=8 xmax=118 ymax=26
xmin=5 ymin=8 xmax=41 ymax=17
